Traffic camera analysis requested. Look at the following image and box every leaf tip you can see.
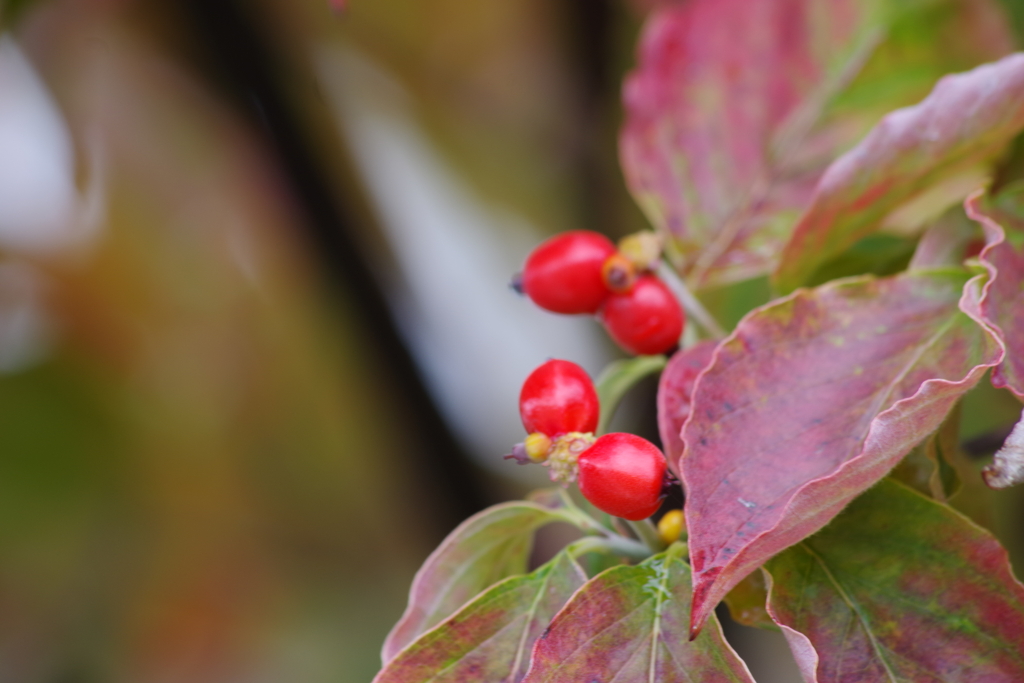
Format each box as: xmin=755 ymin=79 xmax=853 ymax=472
xmin=688 ymin=577 xmax=717 ymax=640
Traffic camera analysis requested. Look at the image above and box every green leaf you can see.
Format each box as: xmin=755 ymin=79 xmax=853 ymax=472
xmin=523 ymin=544 xmax=755 ymax=683
xmin=765 ymin=479 xmax=1024 ymax=682
xmin=722 ymin=569 xmax=777 ymax=631
xmin=775 ymin=52 xmax=1024 ymax=293
xmin=382 ymin=502 xmax=576 ymax=663
xmin=375 ymin=551 xmax=586 ymax=683
xmin=595 ymin=355 xmax=667 ymax=435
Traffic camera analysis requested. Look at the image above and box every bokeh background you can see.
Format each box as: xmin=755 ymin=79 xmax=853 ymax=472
xmin=0 ymin=1 xmax=1022 ymax=682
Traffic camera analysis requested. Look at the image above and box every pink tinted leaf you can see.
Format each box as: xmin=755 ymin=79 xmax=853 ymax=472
xmin=964 ymin=189 xmax=1024 ymax=399
xmin=682 ymin=269 xmax=1002 ymax=636
xmin=621 ymin=0 xmax=865 ymax=288
xmin=375 ymin=551 xmax=585 ymax=683
xmin=620 ymin=0 xmax=1013 ymax=288
xmin=908 ymin=209 xmax=981 ymax=270
xmin=775 ymin=53 xmax=1024 ymax=293
xmin=657 ymin=340 xmax=717 ymax=472
xmin=523 ymin=545 xmax=754 ymax=683
xmin=765 ymin=479 xmax=1024 ymax=682
xmin=382 ymin=502 xmax=575 ymax=663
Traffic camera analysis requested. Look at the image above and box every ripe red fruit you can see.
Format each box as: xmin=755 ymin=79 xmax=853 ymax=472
xmin=519 ymin=359 xmax=600 ymax=437
xmin=599 ymin=275 xmax=684 ymax=355
xmin=577 ymin=433 xmax=667 ymax=521
xmin=520 ymin=231 xmax=617 ymax=314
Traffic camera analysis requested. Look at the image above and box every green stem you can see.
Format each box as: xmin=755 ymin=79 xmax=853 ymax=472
xmin=566 ymin=535 xmax=653 ymax=562
xmin=627 ymin=518 xmax=667 ymax=553
xmin=655 ymin=261 xmax=727 ymax=340
xmin=594 ymin=355 xmax=668 ymax=435
xmin=556 ymin=489 xmax=614 ymax=537
xmin=665 ymin=540 xmax=689 ymax=563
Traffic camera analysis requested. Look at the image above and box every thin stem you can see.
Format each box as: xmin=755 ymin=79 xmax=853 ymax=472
xmin=627 ymin=518 xmax=666 ymax=553
xmin=665 ymin=540 xmax=688 ymax=563
xmin=557 ymin=489 xmax=614 ymax=537
xmin=566 ymin=535 xmax=652 ymax=562
xmin=656 ymin=261 xmax=727 ymax=339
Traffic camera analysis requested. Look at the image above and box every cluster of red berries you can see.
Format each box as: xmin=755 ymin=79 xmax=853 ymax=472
xmin=509 ymin=359 xmax=668 ymax=521
xmin=515 ymin=230 xmax=685 ymax=355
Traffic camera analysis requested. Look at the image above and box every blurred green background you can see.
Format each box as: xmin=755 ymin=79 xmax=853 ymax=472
xmin=0 ymin=1 xmax=1022 ymax=682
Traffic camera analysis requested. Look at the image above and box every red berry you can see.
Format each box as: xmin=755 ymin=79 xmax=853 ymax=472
xmin=577 ymin=433 xmax=666 ymax=521
xmin=521 ymin=231 xmax=617 ymax=314
xmin=519 ymin=359 xmax=599 ymax=437
xmin=599 ymin=275 xmax=684 ymax=355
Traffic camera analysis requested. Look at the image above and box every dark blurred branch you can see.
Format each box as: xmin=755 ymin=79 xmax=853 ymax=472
xmin=565 ymin=0 xmax=618 ymax=236
xmin=170 ymin=0 xmax=491 ymax=526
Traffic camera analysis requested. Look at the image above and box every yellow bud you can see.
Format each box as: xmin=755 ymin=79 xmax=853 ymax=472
xmin=524 ymin=432 xmax=553 ymax=463
xmin=657 ymin=509 xmax=686 ymax=545
xmin=617 ymin=231 xmax=664 ymax=271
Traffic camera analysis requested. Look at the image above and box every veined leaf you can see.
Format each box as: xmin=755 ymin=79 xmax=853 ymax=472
xmin=620 ymin=0 xmax=1012 ymax=288
xmin=765 ymin=479 xmax=1024 ymax=682
xmin=964 ymin=188 xmax=1024 ymax=399
xmin=775 ymin=52 xmax=1024 ymax=292
xmin=382 ymin=502 xmax=575 ymax=663
xmin=523 ymin=545 xmax=754 ymax=683
xmin=375 ymin=551 xmax=585 ymax=683
xmin=657 ymin=341 xmax=717 ymax=473
xmin=682 ymin=269 xmax=1002 ymax=635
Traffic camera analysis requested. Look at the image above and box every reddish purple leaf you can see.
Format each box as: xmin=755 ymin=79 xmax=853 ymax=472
xmin=681 ymin=269 xmax=1002 ymax=636
xmin=657 ymin=341 xmax=717 ymax=473
xmin=620 ymin=0 xmax=1013 ymax=288
xmin=765 ymin=479 xmax=1024 ymax=682
xmin=620 ymin=0 xmax=861 ymax=287
xmin=522 ymin=545 xmax=755 ymax=683
xmin=908 ymin=209 xmax=981 ymax=270
xmin=382 ymin=502 xmax=575 ymax=663
xmin=965 ymin=190 xmax=1024 ymax=399
xmin=775 ymin=53 xmax=1024 ymax=293
xmin=375 ymin=551 xmax=585 ymax=683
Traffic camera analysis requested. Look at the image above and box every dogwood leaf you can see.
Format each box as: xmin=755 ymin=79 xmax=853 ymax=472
xmin=775 ymin=52 xmax=1024 ymax=292
xmin=765 ymin=479 xmax=1024 ymax=682
xmin=620 ymin=0 xmax=1012 ymax=288
xmin=522 ymin=545 xmax=754 ymax=683
xmin=964 ymin=189 xmax=1024 ymax=399
xmin=382 ymin=502 xmax=576 ymax=662
xmin=657 ymin=341 xmax=717 ymax=473
xmin=375 ymin=551 xmax=585 ymax=683
xmin=682 ymin=269 xmax=1002 ymax=636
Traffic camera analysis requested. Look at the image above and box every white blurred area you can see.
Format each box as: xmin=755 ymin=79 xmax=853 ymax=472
xmin=0 ymin=35 xmax=104 ymax=373
xmin=317 ymin=47 xmax=613 ymax=476
xmin=0 ymin=35 xmax=102 ymax=255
